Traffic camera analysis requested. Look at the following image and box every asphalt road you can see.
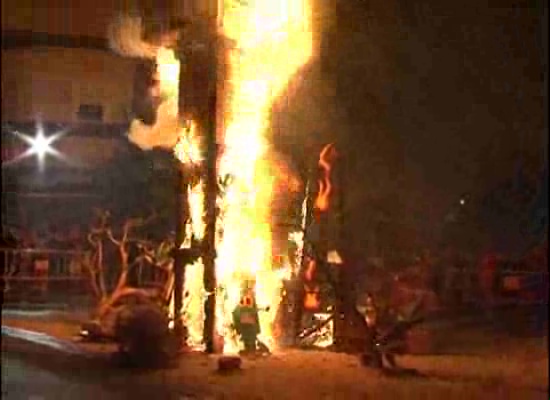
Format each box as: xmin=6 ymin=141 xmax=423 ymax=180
xmin=2 ymin=328 xmax=547 ymax=400
xmin=1 ymin=336 xmax=195 ymax=400
xmin=2 ymin=354 xmax=117 ymax=400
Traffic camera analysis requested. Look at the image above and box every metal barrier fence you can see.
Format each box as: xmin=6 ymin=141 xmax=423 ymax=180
xmin=1 ymin=247 xmax=91 ymax=300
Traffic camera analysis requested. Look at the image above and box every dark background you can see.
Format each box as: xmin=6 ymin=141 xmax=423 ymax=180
xmin=2 ymin=0 xmax=547 ymax=262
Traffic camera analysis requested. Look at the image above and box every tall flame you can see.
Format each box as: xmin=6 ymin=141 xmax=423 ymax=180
xmin=217 ymin=0 xmax=313 ymax=352
xmin=155 ymin=0 xmax=313 ymax=353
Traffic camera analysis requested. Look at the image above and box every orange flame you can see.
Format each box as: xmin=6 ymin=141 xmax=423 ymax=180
xmin=303 ymin=258 xmax=320 ymax=310
xmin=304 ymin=285 xmax=320 ymax=310
xmin=314 ymin=143 xmax=337 ymax=212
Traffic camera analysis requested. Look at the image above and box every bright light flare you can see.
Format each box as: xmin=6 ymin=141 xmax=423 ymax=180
xmin=23 ymin=129 xmax=59 ymax=160
xmin=9 ymin=122 xmax=66 ymax=168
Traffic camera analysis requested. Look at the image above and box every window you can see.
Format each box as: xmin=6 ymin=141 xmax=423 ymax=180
xmin=77 ymin=104 xmax=103 ymax=122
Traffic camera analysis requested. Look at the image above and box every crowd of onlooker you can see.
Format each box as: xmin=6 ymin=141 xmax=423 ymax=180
xmin=388 ymin=242 xmax=548 ymax=321
xmin=357 ymin=240 xmax=548 ymax=322
xmin=2 ymin=221 xmax=548 ymax=319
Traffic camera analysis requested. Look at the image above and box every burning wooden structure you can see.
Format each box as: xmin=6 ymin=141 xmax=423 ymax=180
xmin=108 ymin=0 xmax=411 ymax=357
xmin=285 ymin=143 xmax=371 ymax=352
xmin=110 ymin=0 xmax=317 ymax=354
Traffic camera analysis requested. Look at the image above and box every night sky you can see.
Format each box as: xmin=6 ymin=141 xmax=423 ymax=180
xmin=274 ymin=0 xmax=547 ymax=257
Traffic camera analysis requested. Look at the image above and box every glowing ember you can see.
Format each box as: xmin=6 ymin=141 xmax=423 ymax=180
xmin=216 ymin=0 xmax=313 ymax=353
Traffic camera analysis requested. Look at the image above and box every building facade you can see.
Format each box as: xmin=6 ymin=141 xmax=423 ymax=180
xmin=1 ymin=1 xmax=141 ymax=228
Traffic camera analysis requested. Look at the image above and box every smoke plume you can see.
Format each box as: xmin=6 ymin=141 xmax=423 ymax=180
xmin=108 ymin=15 xmax=158 ymax=59
xmin=128 ymin=100 xmax=180 ymax=150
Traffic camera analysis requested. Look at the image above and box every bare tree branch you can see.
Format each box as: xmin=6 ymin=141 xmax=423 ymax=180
xmin=106 ymin=228 xmax=122 ymax=247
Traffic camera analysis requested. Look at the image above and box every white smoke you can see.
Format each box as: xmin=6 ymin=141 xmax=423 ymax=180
xmin=107 ymin=15 xmax=158 ymax=59
xmin=128 ymin=100 xmax=180 ymax=149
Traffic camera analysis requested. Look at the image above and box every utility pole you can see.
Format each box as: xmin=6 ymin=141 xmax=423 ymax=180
xmin=174 ymin=0 xmax=220 ymax=354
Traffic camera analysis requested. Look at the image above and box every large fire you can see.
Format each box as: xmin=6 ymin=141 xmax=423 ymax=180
xmin=216 ymin=0 xmax=313 ymax=353
xmin=152 ymin=0 xmax=313 ymax=353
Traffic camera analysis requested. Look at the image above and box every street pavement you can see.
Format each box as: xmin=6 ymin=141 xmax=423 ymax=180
xmin=1 ymin=335 xmax=196 ymax=400
xmin=2 ymin=315 xmax=547 ymax=400
xmin=2 ymin=353 xmax=117 ymax=400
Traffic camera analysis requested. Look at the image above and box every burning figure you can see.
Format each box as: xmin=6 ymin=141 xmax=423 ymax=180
xmin=232 ymin=287 xmax=261 ymax=353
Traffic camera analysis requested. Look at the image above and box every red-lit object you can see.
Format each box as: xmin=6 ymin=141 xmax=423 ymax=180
xmin=304 ymin=284 xmax=320 ymax=311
